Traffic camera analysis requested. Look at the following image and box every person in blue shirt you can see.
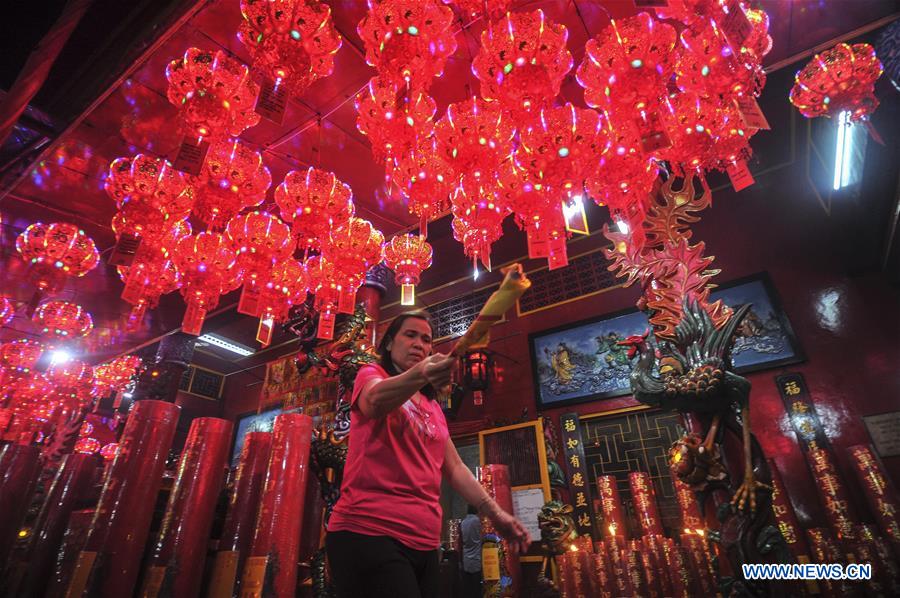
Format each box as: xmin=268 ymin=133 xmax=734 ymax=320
xmin=460 ymin=504 xmax=482 ymax=597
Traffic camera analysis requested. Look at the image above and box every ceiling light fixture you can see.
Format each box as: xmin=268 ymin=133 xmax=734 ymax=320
xmin=197 ymin=334 xmax=254 ymax=357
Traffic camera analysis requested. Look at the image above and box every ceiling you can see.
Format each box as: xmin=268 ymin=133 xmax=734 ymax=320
xmin=0 ymin=0 xmax=897 ymax=373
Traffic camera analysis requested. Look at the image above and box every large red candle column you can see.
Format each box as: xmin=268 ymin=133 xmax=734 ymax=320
xmin=806 ymin=528 xmax=850 ymax=598
xmin=45 ymin=509 xmax=94 ymax=598
xmin=596 ymin=475 xmax=628 ymax=539
xmin=673 ymin=477 xmax=704 ymax=533
xmin=629 ymin=472 xmax=664 ymax=536
xmin=19 ymin=453 xmax=98 ymax=597
xmin=139 ymin=417 xmax=233 ymax=597
xmin=592 ymin=541 xmax=613 ymax=598
xmin=661 ymin=537 xmax=691 ymax=598
xmin=847 ymin=445 xmax=900 ymax=559
xmin=65 ymin=399 xmax=180 ymax=598
xmin=854 ymin=523 xmax=900 ymax=594
xmin=602 ymin=538 xmax=632 ymax=596
xmin=241 ymin=413 xmax=313 ymax=598
xmin=806 ymin=448 xmax=859 ymax=547
xmin=209 ymin=431 xmax=273 ymax=598
xmin=478 ymin=463 xmax=521 ymax=597
xmin=0 ymin=443 xmax=42 ymax=566
xmin=680 ymin=532 xmax=717 ymax=596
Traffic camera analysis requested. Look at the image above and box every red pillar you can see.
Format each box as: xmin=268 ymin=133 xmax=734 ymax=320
xmin=66 ymin=399 xmax=180 ymax=597
xmin=208 ymin=431 xmax=272 ymax=598
xmin=0 ymin=443 xmax=43 ymax=566
xmin=241 ymin=413 xmax=313 ymax=598
xmin=140 ymin=417 xmax=233 ymax=597
xmin=19 ymin=452 xmax=98 ymax=597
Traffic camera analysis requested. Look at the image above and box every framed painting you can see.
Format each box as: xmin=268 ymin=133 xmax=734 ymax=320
xmin=528 ymin=272 xmax=803 ymax=410
xmin=529 ymin=306 xmax=650 ymax=410
xmin=231 ymin=406 xmax=292 ymax=465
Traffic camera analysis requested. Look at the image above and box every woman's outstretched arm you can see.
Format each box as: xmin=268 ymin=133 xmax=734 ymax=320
xmin=358 ymin=354 xmax=455 ymax=419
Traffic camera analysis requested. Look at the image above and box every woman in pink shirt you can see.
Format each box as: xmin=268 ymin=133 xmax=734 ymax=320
xmin=327 ymin=310 xmax=530 ymax=598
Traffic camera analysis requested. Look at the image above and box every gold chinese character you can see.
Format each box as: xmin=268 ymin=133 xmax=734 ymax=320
xmin=567 ymin=438 xmax=579 ymax=450
xmin=773 ymin=504 xmax=787 ymax=517
xmin=572 ymin=472 xmax=585 ymax=487
xmin=578 ymin=513 xmax=591 ymax=528
xmin=783 ymin=381 xmax=801 ymax=396
xmin=569 ymin=454 xmax=581 ymax=469
xmin=791 ymin=400 xmax=808 ymax=413
xmin=576 ymin=492 xmax=588 ymax=507
xmin=564 ymin=419 xmax=576 ymax=432
xmin=778 ymin=521 xmax=797 ymax=544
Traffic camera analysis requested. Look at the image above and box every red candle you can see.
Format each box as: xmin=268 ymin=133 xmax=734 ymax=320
xmin=479 ymin=463 xmax=521 ymax=595
xmin=555 ymin=554 xmax=574 ymax=598
xmin=680 ymin=533 xmax=716 ymax=595
xmin=45 ymin=509 xmax=94 ymax=598
xmin=853 ymin=523 xmax=900 ymax=595
xmin=242 ymin=413 xmax=313 ymax=598
xmin=629 ymin=472 xmax=664 ymax=536
xmin=806 ymin=448 xmax=859 ymax=544
xmin=660 ymin=537 xmax=690 ymax=598
xmin=636 ymin=537 xmax=664 ymax=598
xmin=847 ymin=445 xmax=900 ymax=557
xmin=596 ymin=475 xmax=628 ymax=539
xmin=140 ymin=417 xmax=233 ymax=597
xmin=19 ymin=453 xmax=98 ymax=597
xmin=807 ymin=527 xmax=850 ymax=598
xmin=66 ymin=399 xmax=180 ymax=597
xmin=0 ymin=443 xmax=42 ymax=566
xmin=623 ymin=543 xmax=648 ymax=597
xmin=209 ymin=431 xmax=272 ymax=598
xmin=593 ymin=542 xmax=613 ymax=598
xmin=673 ymin=477 xmax=704 ymax=532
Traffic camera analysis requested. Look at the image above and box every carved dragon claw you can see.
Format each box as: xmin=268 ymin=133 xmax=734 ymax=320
xmin=731 ymin=473 xmax=773 ymax=514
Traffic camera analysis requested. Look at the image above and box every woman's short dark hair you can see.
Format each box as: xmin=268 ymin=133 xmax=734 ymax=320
xmin=377 ymin=309 xmax=436 ymax=398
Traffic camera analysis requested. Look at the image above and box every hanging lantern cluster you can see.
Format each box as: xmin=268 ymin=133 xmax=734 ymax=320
xmin=357 ymin=0 xmax=457 ymax=90
xmin=443 ymin=0 xmax=512 ymax=21
xmin=171 ymin=232 xmax=244 ymax=335
xmin=388 ymin=138 xmax=453 ymax=236
xmin=191 ymin=139 xmax=272 ymax=229
xmin=225 ymin=210 xmax=292 ymax=304
xmin=790 ymin=43 xmax=884 ymax=122
xmin=16 ymin=222 xmax=100 ymax=296
xmin=117 ymin=241 xmax=184 ymax=329
xmin=237 ymin=0 xmax=342 ymax=97
xmin=251 ymin=258 xmax=309 ymax=346
xmin=325 ymin=217 xmax=385 ymax=312
xmin=383 ymin=234 xmax=433 ymax=305
xmin=451 ymin=173 xmax=510 ymax=272
xmin=0 ymin=338 xmax=44 ymax=377
xmin=105 ymin=154 xmax=194 ymax=245
xmin=100 ymin=442 xmax=119 ymax=460
xmin=47 ymin=358 xmax=95 ymax=410
xmin=74 ymin=437 xmax=101 ymax=454
xmin=32 ymin=300 xmax=94 ymax=340
xmin=434 ymin=97 xmax=517 ymax=179
xmin=92 ymin=355 xmax=143 ymax=398
xmin=472 ymin=10 xmax=573 ymax=118
xmin=165 ymin=48 xmax=261 ymax=139
xmin=305 ymin=254 xmax=343 ymax=340
xmin=275 ymin=167 xmax=355 ymax=254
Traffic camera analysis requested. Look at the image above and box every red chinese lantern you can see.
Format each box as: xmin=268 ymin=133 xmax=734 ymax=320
xmin=654 ymin=0 xmax=724 ymax=31
xmin=743 ymin=8 xmax=773 ymax=61
xmin=0 ymin=338 xmax=44 ymax=374
xmin=165 ymin=48 xmax=261 ymax=138
xmin=306 ymin=254 xmax=348 ymax=340
xmin=451 ymin=173 xmax=510 ymax=270
xmin=0 ymin=296 xmax=14 ymax=326
xmin=275 ymin=167 xmax=355 ymax=254
xmin=251 ymin=258 xmax=309 ymax=346
xmin=357 ymin=0 xmax=457 ymax=90
xmin=117 ymin=243 xmax=183 ymax=329
xmin=577 ymin=13 xmax=678 ymax=115
xmin=585 ymin=116 xmax=659 ymax=211
xmin=472 ymin=10 xmax=573 ymax=116
xmin=658 ymin=91 xmax=720 ymax=174
xmin=704 ymin=99 xmax=754 ymax=171
xmin=3 ymin=373 xmax=53 ymax=420
xmin=326 ymin=217 xmax=385 ymax=313
xmin=100 ymin=442 xmax=119 ymax=460
xmin=517 ymin=103 xmax=607 ymax=195
xmin=16 ymin=222 xmax=100 ymax=295
xmin=105 ymin=155 xmax=194 ymax=244
xmin=497 ymin=159 xmax=567 ymax=268
xmin=238 ymin=0 xmax=342 ymax=96
xmin=225 ymin=211 xmax=292 ymax=308
xmin=92 ymin=355 xmax=143 ymax=398
xmin=443 ymin=0 xmax=511 ymax=21
xmin=389 ymin=136 xmax=454 ymax=235
xmin=32 ymin=301 xmax=93 ymax=340
xmin=79 ymin=421 xmax=94 ymax=436
xmin=790 ymin=43 xmax=884 ymax=122
xmin=356 ymin=76 xmax=437 ymax=164
xmin=172 ymin=232 xmax=244 ymax=335
xmin=383 ymin=234 xmax=433 ymax=305
xmin=191 ymin=139 xmax=272 ymax=229
xmin=74 ymin=437 xmax=101 ymax=454
xmin=434 ymin=96 xmax=517 ymax=180
xmin=676 ymin=19 xmax=764 ymax=100
xmin=47 ymin=359 xmax=95 ymax=408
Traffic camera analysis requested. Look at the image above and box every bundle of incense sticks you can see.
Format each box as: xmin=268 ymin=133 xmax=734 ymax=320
xmin=451 ymin=263 xmax=531 ymax=357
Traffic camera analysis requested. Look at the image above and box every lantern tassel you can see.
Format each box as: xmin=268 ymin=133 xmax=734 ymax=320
xmin=401 ymin=283 xmax=415 ymax=306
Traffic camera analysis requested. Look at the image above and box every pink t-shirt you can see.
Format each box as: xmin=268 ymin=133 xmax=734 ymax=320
xmin=327 ymin=363 xmax=449 ymax=551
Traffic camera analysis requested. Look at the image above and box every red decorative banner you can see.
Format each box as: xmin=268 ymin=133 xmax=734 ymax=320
xmin=776 ymin=372 xmax=831 ymax=452
xmin=847 ymin=444 xmax=900 ymax=555
xmin=629 ymin=472 xmax=664 ymax=536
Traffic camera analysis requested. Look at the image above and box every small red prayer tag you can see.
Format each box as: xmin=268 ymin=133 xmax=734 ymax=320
xmin=255 ymin=78 xmax=289 ymax=125
xmin=182 ymin=302 xmax=206 ymax=336
xmin=735 ymin=96 xmax=771 ymax=130
xmin=108 ymin=233 xmax=141 ymax=267
xmin=727 ymin=160 xmax=755 ymax=192
xmin=237 ymin=284 xmax=262 ymax=317
xmin=173 ymin=137 xmax=210 ymax=176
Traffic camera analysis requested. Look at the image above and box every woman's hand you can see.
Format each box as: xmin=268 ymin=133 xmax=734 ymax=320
xmin=417 ymin=353 xmax=456 ymax=389
xmin=482 ymin=501 xmax=531 ymax=555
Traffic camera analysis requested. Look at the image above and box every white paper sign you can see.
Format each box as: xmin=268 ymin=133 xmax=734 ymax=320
xmin=863 ymin=412 xmax=900 ymax=457
xmin=511 ymin=487 xmax=545 ymax=544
